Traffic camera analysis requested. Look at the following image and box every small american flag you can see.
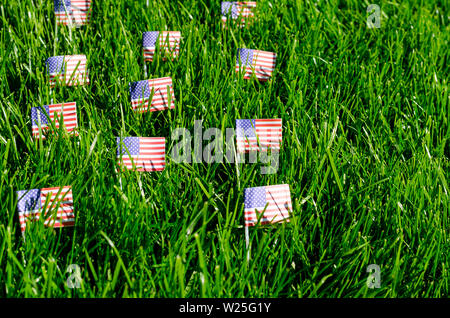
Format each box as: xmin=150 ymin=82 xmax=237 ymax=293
xmin=54 ymin=0 xmax=91 ymax=26
xmin=236 ymin=48 xmax=276 ymax=81
xmin=31 ymin=102 xmax=78 ymax=139
xmin=117 ymin=137 xmax=166 ymax=172
xmin=244 ymin=184 xmax=292 ymax=227
xmin=143 ymin=31 xmax=181 ymax=62
xmin=236 ymin=119 xmax=282 ymax=153
xmin=17 ymin=186 xmax=75 ymax=233
xmin=221 ymin=2 xmax=256 ymax=26
xmin=46 ymin=55 xmax=89 ymax=87
xmin=129 ymin=77 xmax=175 ymax=112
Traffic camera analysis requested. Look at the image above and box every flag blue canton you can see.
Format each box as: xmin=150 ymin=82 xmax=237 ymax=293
xmin=237 ymin=48 xmax=254 ymax=67
xmin=46 ymin=56 xmax=65 ymax=74
xmin=236 ymin=119 xmax=256 ymax=137
xmin=221 ymin=2 xmax=232 ymax=15
xmin=17 ymin=189 xmax=42 ymax=212
xmin=221 ymin=2 xmax=238 ymax=18
xmin=117 ymin=137 xmax=140 ymax=156
xmin=143 ymin=31 xmax=159 ymax=47
xmin=31 ymin=106 xmax=50 ymax=126
xmin=129 ymin=80 xmax=151 ymax=100
xmin=244 ymin=187 xmax=266 ymax=209
xmin=54 ymin=0 xmax=72 ymax=12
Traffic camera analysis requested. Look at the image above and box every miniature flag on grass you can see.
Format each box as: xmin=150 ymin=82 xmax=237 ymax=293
xmin=143 ymin=31 xmax=181 ymax=62
xmin=236 ymin=119 xmax=282 ymax=153
xmin=46 ymin=55 xmax=89 ymax=87
xmin=17 ymin=186 xmax=75 ymax=233
xmin=54 ymin=0 xmax=91 ymax=26
xmin=117 ymin=137 xmax=166 ymax=172
xmin=244 ymin=184 xmax=292 ymax=227
xmin=221 ymin=2 xmax=256 ymax=26
xmin=236 ymin=48 xmax=276 ymax=81
xmin=31 ymin=102 xmax=78 ymax=139
xmin=129 ymin=77 xmax=175 ymax=112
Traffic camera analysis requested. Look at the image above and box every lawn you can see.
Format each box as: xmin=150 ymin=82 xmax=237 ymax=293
xmin=0 ymin=0 xmax=448 ymax=297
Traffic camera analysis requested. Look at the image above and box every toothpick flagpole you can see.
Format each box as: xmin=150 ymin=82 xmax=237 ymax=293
xmin=118 ymin=172 xmax=123 ymax=191
xmin=144 ymin=62 xmax=148 ymax=78
xmin=137 ymin=174 xmax=145 ymax=199
xmin=232 ymin=74 xmax=250 ymax=262
xmin=237 ymin=150 xmax=250 ymax=262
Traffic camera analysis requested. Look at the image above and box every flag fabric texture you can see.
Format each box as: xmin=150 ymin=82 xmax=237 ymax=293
xmin=235 ymin=48 xmax=276 ymax=81
xmin=129 ymin=77 xmax=175 ymax=112
xmin=236 ymin=119 xmax=282 ymax=153
xmin=54 ymin=0 xmax=91 ymax=26
xmin=46 ymin=55 xmax=89 ymax=87
xmin=244 ymin=184 xmax=292 ymax=227
xmin=221 ymin=2 xmax=256 ymax=26
xmin=117 ymin=137 xmax=166 ymax=172
xmin=31 ymin=102 xmax=78 ymax=139
xmin=17 ymin=186 xmax=75 ymax=233
xmin=143 ymin=31 xmax=181 ymax=62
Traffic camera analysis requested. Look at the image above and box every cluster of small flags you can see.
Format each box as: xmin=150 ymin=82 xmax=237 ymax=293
xmin=19 ymin=1 xmax=291 ymax=235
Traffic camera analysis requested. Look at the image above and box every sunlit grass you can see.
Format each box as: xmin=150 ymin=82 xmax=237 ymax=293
xmin=0 ymin=0 xmax=448 ymax=297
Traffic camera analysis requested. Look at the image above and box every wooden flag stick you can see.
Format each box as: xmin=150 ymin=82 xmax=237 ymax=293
xmin=235 ymin=152 xmax=241 ymax=190
xmin=144 ymin=62 xmax=148 ymax=78
xmin=232 ymin=81 xmax=250 ymax=262
xmin=235 ymin=141 xmax=250 ymax=262
xmin=245 ymin=224 xmax=250 ymax=262
xmin=118 ymin=173 xmax=123 ymax=191
xmin=117 ymin=138 xmax=124 ymax=191
xmin=137 ymin=174 xmax=146 ymax=199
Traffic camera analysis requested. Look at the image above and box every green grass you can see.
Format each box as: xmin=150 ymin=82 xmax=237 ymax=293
xmin=0 ymin=0 xmax=448 ymax=297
